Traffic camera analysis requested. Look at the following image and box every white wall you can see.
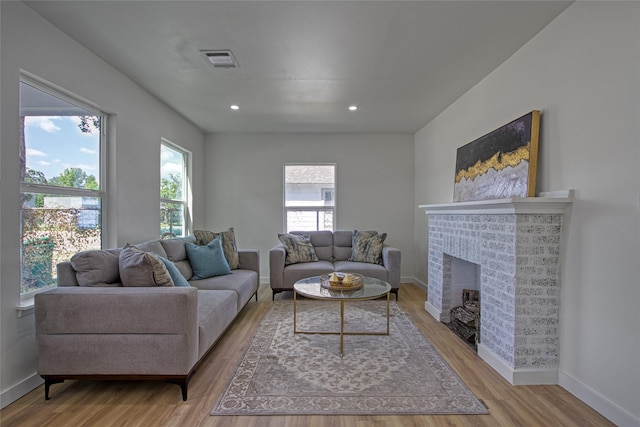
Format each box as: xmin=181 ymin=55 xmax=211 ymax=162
xmin=204 ymin=133 xmax=415 ymax=284
xmin=414 ymin=3 xmax=640 ymax=426
xmin=0 ymin=2 xmax=205 ymax=407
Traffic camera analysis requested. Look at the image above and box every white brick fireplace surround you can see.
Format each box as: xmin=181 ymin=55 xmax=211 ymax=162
xmin=419 ymin=191 xmax=572 ymax=385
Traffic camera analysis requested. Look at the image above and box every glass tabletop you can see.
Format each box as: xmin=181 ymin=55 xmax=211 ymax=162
xmin=293 ymin=275 xmax=391 ymax=300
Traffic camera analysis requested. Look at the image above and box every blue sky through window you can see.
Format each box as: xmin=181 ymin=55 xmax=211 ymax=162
xmin=24 ymin=116 xmax=100 ymax=183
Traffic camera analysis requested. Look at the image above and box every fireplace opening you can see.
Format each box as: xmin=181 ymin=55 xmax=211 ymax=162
xmin=444 ymin=256 xmax=481 ymax=350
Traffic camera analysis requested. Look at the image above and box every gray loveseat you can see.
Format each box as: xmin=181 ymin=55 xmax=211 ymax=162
xmin=35 ymin=235 xmax=259 ymax=401
xmin=269 ymin=230 xmax=400 ymax=300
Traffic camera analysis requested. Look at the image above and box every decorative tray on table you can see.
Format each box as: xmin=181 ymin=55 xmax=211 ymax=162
xmin=320 ymin=272 xmax=364 ymax=290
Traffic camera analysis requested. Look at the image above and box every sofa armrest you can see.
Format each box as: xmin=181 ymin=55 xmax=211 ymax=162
xmin=382 ymin=246 xmax=401 ymax=288
xmin=35 ymin=287 xmax=199 ymax=376
xmin=238 ymin=250 xmax=260 ymax=275
xmin=269 ymin=245 xmax=286 ymax=289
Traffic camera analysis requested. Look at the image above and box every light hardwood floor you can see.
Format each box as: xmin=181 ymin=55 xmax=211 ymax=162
xmin=1 ymin=284 xmax=614 ymax=427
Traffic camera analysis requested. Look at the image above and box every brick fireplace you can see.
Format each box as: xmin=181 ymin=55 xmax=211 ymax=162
xmin=420 ymin=191 xmax=572 ymax=385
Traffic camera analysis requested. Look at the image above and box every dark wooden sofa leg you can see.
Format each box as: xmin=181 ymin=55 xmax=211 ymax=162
xmin=167 ymin=378 xmax=189 ymax=401
xmin=43 ymin=377 xmax=64 ymax=400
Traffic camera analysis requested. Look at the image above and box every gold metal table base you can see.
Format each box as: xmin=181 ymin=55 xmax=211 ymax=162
xmin=293 ymin=290 xmax=390 ymax=357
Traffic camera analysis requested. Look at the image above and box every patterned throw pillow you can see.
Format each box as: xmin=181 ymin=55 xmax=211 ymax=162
xmin=278 ymin=233 xmax=319 ymax=265
xmin=119 ymin=244 xmax=174 ymax=287
xmin=194 ymin=228 xmax=240 ymax=269
xmin=349 ymin=230 xmax=387 ymax=265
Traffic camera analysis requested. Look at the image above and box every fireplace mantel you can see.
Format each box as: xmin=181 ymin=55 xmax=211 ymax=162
xmin=419 ymin=190 xmax=572 ymax=386
xmin=419 ymin=190 xmax=573 ymax=215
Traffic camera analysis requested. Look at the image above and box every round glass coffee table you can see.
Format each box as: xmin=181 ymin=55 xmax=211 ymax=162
xmin=293 ymin=275 xmax=391 ymax=357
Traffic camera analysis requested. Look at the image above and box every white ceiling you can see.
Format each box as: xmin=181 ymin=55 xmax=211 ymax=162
xmin=24 ymin=1 xmax=573 ymax=134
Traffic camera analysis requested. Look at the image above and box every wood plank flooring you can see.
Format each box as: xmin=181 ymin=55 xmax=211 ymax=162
xmin=1 ymin=284 xmax=614 ymax=427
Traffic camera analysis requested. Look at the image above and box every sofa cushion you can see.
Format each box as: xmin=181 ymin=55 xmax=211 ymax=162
xmin=350 ymin=230 xmax=387 ymax=265
xmin=186 ymin=237 xmax=231 ymax=279
xmin=292 ymin=230 xmax=333 ymax=261
xmin=119 ymin=244 xmax=174 ymax=287
xmin=70 ymin=248 xmax=122 ymax=287
xmin=283 ymin=260 xmax=335 ymax=286
xmin=194 ymin=228 xmax=240 ymax=269
xmin=196 ymin=290 xmax=238 ymax=358
xmin=190 ymin=269 xmax=258 ymax=311
xmin=333 ymin=230 xmax=353 ymax=261
xmin=160 ymin=236 xmax=196 ymax=263
xmin=334 ymin=260 xmax=389 ymax=282
xmin=278 ymin=233 xmax=319 ymax=265
xmin=134 ymin=240 xmax=168 ymax=259
xmin=159 ymin=256 xmax=190 ymax=287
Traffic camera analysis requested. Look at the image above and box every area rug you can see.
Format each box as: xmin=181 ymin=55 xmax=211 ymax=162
xmin=211 ymin=300 xmax=488 ymax=416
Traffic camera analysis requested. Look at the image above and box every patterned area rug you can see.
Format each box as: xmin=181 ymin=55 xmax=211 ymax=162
xmin=211 ymin=300 xmax=488 ymax=416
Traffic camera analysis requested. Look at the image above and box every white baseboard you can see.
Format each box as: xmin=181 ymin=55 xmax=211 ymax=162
xmin=424 ymin=300 xmax=443 ymax=321
xmin=558 ymin=370 xmax=640 ymax=427
xmin=477 ymin=344 xmax=557 ymax=385
xmin=412 ymin=277 xmax=427 ymax=290
xmin=1 ymin=373 xmax=42 ymax=409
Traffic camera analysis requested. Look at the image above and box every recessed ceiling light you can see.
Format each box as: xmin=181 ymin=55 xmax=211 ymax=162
xmin=230 ymin=105 xmax=240 ymax=110
xmin=348 ymin=105 xmax=358 ymax=111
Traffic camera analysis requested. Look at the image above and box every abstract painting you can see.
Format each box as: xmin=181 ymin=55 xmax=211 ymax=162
xmin=453 ymin=110 xmax=540 ymax=202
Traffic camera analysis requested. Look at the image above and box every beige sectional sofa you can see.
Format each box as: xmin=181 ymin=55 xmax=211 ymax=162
xmin=269 ymin=230 xmax=401 ymax=300
xmin=35 ymin=235 xmax=259 ymax=401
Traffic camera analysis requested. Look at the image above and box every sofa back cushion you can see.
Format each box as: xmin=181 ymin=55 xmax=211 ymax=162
xmin=160 ymin=236 xmax=195 ymax=262
xmin=134 ymin=240 xmax=168 ymax=259
xmin=70 ymin=248 xmax=122 ymax=287
xmin=333 ymin=230 xmax=353 ymax=261
xmin=291 ymin=230 xmax=333 ymax=262
xmin=160 ymin=236 xmax=195 ymax=280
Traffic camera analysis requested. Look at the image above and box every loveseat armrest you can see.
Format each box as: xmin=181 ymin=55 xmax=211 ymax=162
xmin=238 ymin=250 xmax=260 ymax=275
xmin=382 ymin=246 xmax=401 ymax=288
xmin=35 ymin=287 xmax=199 ymax=376
xmin=269 ymin=245 xmax=286 ymax=291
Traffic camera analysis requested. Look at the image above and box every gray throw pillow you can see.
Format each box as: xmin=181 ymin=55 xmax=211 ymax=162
xmin=119 ymin=244 xmax=174 ymax=287
xmin=70 ymin=248 xmax=121 ymax=287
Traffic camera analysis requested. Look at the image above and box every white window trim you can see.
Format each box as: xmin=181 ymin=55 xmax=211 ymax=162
xmin=18 ymin=75 xmax=109 ymax=306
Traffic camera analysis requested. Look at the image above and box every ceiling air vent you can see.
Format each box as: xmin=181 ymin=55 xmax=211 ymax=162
xmin=201 ymin=50 xmax=238 ymax=68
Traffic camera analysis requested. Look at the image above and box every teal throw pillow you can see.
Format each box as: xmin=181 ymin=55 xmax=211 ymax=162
xmin=186 ymin=237 xmax=231 ymax=279
xmin=158 ymin=256 xmax=190 ymax=287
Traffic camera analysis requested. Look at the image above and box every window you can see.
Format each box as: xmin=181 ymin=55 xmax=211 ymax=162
xmin=19 ymin=78 xmax=106 ymax=295
xmin=161 ymin=140 xmax=190 ymax=239
xmin=284 ymin=164 xmax=335 ymax=232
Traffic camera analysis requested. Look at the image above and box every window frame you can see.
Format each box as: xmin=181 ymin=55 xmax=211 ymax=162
xmin=283 ymin=163 xmax=336 ymax=232
xmin=160 ymin=139 xmax=192 ymax=239
xmin=19 ymin=76 xmax=108 ymax=299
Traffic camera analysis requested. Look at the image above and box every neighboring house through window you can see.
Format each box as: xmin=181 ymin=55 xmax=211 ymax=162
xmin=284 ymin=164 xmax=336 ymax=232
xmin=161 ymin=140 xmax=191 ymax=239
xmin=19 ymin=77 xmax=106 ymax=296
